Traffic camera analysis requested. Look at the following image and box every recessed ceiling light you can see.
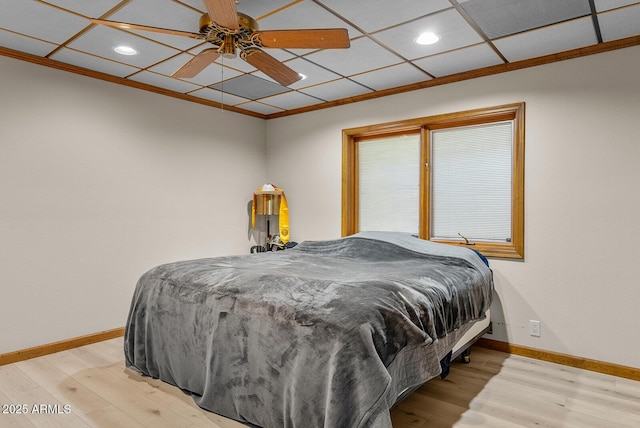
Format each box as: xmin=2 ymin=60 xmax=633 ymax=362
xmin=113 ymin=45 xmax=138 ymax=56
xmin=298 ymin=73 xmax=307 ymax=80
xmin=415 ymin=32 xmax=440 ymax=45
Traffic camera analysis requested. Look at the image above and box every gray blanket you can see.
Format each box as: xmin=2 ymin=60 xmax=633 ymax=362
xmin=124 ymin=232 xmax=493 ymax=427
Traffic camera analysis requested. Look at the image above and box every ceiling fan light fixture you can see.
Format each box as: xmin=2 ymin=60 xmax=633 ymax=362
xmin=221 ymin=35 xmax=236 ymax=59
xmin=113 ymin=45 xmax=138 ymax=55
xmin=415 ymin=32 xmax=440 ymax=45
xmin=222 ymin=48 xmax=236 ymax=59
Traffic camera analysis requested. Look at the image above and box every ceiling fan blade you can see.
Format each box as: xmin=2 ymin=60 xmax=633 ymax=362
xmin=172 ymin=49 xmax=220 ymax=78
xmin=243 ymin=49 xmax=301 ymax=87
xmin=256 ymin=29 xmax=350 ymax=49
xmin=202 ymin=0 xmax=239 ymax=30
xmin=90 ymin=19 xmax=202 ymax=39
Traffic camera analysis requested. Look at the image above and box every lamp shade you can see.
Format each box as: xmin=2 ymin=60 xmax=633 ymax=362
xmin=254 ymin=190 xmax=282 ymax=215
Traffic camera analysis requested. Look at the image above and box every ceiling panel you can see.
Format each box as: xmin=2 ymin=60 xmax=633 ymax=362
xmin=260 ymin=91 xmax=324 ymax=110
xmin=349 ymin=63 xmax=431 ymax=90
xmin=108 ymin=0 xmax=204 ymax=50
xmin=280 ymin=58 xmax=341 ymax=89
xmin=594 ymin=0 xmax=640 ymax=11
xmin=304 ymin=37 xmax=402 ymax=77
xmin=235 ymin=101 xmax=283 ymax=115
xmin=209 ymin=74 xmax=292 ymax=100
xmin=50 ymin=47 xmax=139 ymax=77
xmin=1 ymin=0 xmax=639 ymax=117
xmin=373 ymin=9 xmax=484 ymax=60
xmin=459 ymin=0 xmax=593 ymax=39
xmin=300 ymin=78 xmax=372 ymax=101
xmin=43 ymin=0 xmax=125 ymax=19
xmin=256 ymin=1 xmax=363 ymax=39
xmin=414 ymin=43 xmax=504 ymax=77
xmin=109 ymin=0 xmax=200 ymax=32
xmin=66 ymin=26 xmax=181 ymax=68
xmin=0 ymin=29 xmax=57 ymax=56
xmin=129 ymin=70 xmax=202 ymax=93
xmin=0 ymin=1 xmax=89 ymax=44
xmin=494 ymin=17 xmax=598 ymax=62
xmin=190 ymin=87 xmax=250 ymax=106
xmin=319 ymin=0 xmax=452 ymax=33
xmin=598 ymin=3 xmax=640 ymax=41
xmin=234 ymin=0 xmax=297 ymax=22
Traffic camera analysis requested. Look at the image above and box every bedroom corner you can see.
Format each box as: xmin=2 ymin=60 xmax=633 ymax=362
xmin=0 ymin=55 xmax=267 ymax=355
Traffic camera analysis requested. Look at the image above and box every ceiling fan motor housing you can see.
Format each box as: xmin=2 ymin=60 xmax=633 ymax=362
xmin=198 ymin=12 xmax=262 ymax=59
xmin=199 ymin=12 xmax=258 ymax=34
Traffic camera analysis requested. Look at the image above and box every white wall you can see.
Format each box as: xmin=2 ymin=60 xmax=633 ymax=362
xmin=0 ymin=56 xmax=266 ymax=354
xmin=265 ymin=46 xmax=640 ymax=368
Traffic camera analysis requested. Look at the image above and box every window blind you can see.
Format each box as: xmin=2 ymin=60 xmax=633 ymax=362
xmin=358 ymin=135 xmax=420 ymax=233
xmin=431 ymin=121 xmax=513 ymax=242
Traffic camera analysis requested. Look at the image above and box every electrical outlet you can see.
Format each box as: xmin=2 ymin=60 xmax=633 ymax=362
xmin=529 ymin=320 xmax=541 ymax=337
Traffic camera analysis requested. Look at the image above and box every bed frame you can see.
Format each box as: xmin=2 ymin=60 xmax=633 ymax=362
xmin=452 ymin=310 xmax=492 ymax=363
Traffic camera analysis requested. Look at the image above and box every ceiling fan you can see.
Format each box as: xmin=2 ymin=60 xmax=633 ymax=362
xmin=91 ymin=0 xmax=350 ymax=86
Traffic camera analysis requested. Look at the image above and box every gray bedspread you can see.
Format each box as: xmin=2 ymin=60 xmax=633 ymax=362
xmin=124 ymin=231 xmax=493 ymax=427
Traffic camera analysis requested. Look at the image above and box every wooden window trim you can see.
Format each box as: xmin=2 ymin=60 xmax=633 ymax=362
xmin=342 ymin=102 xmax=525 ymax=259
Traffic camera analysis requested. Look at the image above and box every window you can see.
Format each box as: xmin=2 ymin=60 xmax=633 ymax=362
xmin=342 ymin=103 xmax=525 ymax=259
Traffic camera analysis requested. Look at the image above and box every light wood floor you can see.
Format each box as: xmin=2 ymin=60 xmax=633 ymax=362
xmin=1 ymin=337 xmax=639 ymax=427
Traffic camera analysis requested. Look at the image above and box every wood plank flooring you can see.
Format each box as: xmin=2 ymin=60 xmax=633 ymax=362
xmin=1 ymin=337 xmax=638 ymax=427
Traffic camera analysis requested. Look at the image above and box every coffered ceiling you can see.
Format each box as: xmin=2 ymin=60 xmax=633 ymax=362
xmin=1 ymin=0 xmax=639 ymax=118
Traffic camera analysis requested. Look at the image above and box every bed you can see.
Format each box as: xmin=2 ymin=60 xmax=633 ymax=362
xmin=124 ymin=231 xmax=493 ymax=427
